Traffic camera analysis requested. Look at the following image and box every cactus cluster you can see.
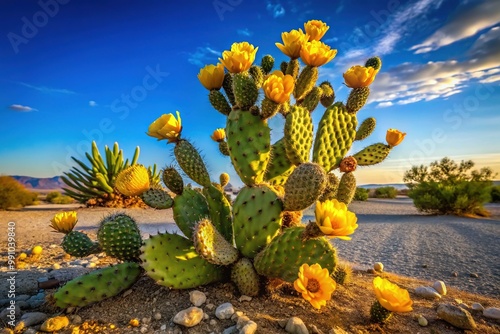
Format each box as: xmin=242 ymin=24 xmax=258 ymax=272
xmin=50 ymin=19 xmax=407 ymax=310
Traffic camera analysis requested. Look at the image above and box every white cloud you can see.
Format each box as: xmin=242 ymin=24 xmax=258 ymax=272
xmin=237 ymin=28 xmax=253 ymax=37
xmin=17 ymin=82 xmax=76 ymax=94
xmin=187 ymin=46 xmax=221 ymax=66
xmin=9 ymin=104 xmax=37 ymax=112
xmin=376 ymin=101 xmax=393 ymax=108
xmin=89 ymin=100 xmax=97 ymax=107
xmin=411 ymin=0 xmax=500 ymax=54
xmin=266 ymin=1 xmax=285 ymax=18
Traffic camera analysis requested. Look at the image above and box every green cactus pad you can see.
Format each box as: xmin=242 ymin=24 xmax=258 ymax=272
xmin=286 ymin=59 xmax=299 ymax=79
xmin=231 ymin=258 xmax=260 ymax=297
xmin=193 ymin=219 xmax=239 ymax=266
xmin=302 ymin=86 xmax=322 ymax=112
xmin=365 ymin=56 xmax=382 ymax=71
xmin=53 ymin=262 xmax=141 ymax=308
xmin=260 ymin=54 xmax=274 ymax=74
xmin=352 ymin=143 xmax=391 ymax=166
xmin=173 ymin=187 xmax=210 ymax=239
xmin=337 ymin=172 xmax=356 ymax=205
xmin=264 ymin=138 xmax=295 ymax=186
xmin=346 ymin=87 xmax=370 ymax=114
xmin=62 ymin=231 xmax=100 ymax=258
xmin=284 ymin=106 xmax=313 ymax=165
xmin=261 ymin=97 xmax=280 ymax=120
xmin=319 ymin=81 xmax=335 ymax=107
xmin=226 ymin=109 xmax=271 ymax=186
xmin=284 ymin=162 xmax=327 ymax=211
xmin=218 ymin=141 xmax=230 ymax=156
xmin=141 ymin=188 xmax=173 ymax=209
xmin=209 ymin=90 xmax=231 ymax=116
xmin=254 ymin=226 xmax=337 ymax=282
xmin=162 ymin=166 xmax=184 ymax=195
xmin=97 ymin=213 xmax=142 ymax=261
xmin=355 ymin=117 xmax=376 ymax=141
xmin=140 ymin=232 xmax=226 ymax=289
xmin=233 ymin=185 xmax=283 ymax=258
xmin=249 ymin=65 xmax=264 ymax=89
xmin=174 ymin=140 xmax=211 ymax=188
xmin=203 ymin=183 xmax=233 ymax=242
xmin=313 ymin=103 xmax=357 ymax=172
xmin=319 ymin=173 xmax=340 ymax=202
xmin=233 ymin=73 xmax=258 ymax=109
xmin=223 ymin=73 xmax=236 ymax=106
xmin=280 ymin=61 xmax=288 ymax=74
xmin=294 ymin=65 xmax=318 ymax=101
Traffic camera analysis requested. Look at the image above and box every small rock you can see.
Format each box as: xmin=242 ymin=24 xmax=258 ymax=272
xmin=459 ymin=303 xmax=470 ymax=311
xmin=239 ymin=320 xmax=257 ymax=334
xmin=432 ymin=280 xmax=447 ymax=295
xmin=451 ymin=271 xmax=458 ymax=277
xmin=87 ymin=262 xmax=97 ymax=268
xmin=23 ymin=328 xmax=37 ymax=334
xmin=483 ymin=307 xmax=500 ymax=320
xmin=285 ymin=317 xmax=309 ymax=334
xmin=140 ymin=326 xmax=148 ymax=333
xmin=215 ymin=303 xmax=235 ymax=320
xmin=122 ymin=289 xmax=133 ymax=298
xmin=236 ymin=315 xmax=251 ymax=328
xmin=189 ymin=290 xmax=207 ymax=307
xmin=15 ymin=295 xmax=31 ymax=302
xmin=223 ymin=325 xmax=237 ymax=334
xmin=205 ymin=303 xmax=215 ymax=311
xmin=415 ymin=286 xmax=441 ymax=300
xmin=52 ymin=263 xmax=61 ymax=270
xmin=470 ymin=273 xmax=479 ymax=278
xmin=65 ymin=307 xmax=76 ymax=313
xmin=437 ymin=303 xmax=476 ymax=330
xmin=14 ymin=312 xmax=48 ymax=332
xmin=0 ymin=304 xmax=21 ymax=323
xmin=421 ymin=264 xmax=428 ymax=268
xmin=209 ymin=319 xmax=217 ymax=326
xmin=16 ymin=301 xmax=29 ymax=310
xmin=417 ymin=315 xmax=428 ymax=327
xmin=160 ymin=324 xmax=167 ymax=331
xmin=329 ymin=327 xmax=350 ymax=334
xmin=239 ymin=295 xmax=252 ymax=302
xmin=154 ymin=312 xmax=162 ymax=320
xmin=471 ymin=303 xmax=484 ymax=312
xmin=69 ymin=314 xmax=82 ymax=325
xmin=203 ymin=313 xmax=209 ymax=320
xmin=173 ymin=307 xmax=204 ymax=327
xmin=310 ymin=324 xmax=324 ymax=334
xmin=373 ymin=262 xmax=384 ymax=272
xmin=40 ymin=315 xmax=70 ymax=332
xmin=49 ymin=244 xmax=58 ymax=248
xmin=142 ymin=317 xmax=151 ymax=325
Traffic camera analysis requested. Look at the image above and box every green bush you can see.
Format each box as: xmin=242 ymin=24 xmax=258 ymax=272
xmin=46 ymin=191 xmax=75 ymax=204
xmin=404 ymin=157 xmax=495 ymax=216
xmin=0 ymin=176 xmax=38 ymax=210
xmin=373 ymin=186 xmax=397 ymax=199
xmin=353 ymin=187 xmax=369 ymax=201
xmin=491 ymin=186 xmax=500 ymax=203
xmin=46 ymin=191 xmax=61 ymax=202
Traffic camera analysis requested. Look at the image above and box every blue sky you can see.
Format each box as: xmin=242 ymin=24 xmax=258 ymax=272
xmin=1 ymin=0 xmax=499 ymax=187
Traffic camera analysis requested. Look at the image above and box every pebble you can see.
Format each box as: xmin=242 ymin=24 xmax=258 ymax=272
xmin=471 ymin=303 xmax=484 ymax=312
xmin=437 ymin=303 xmax=476 ymax=330
xmin=49 ymin=244 xmax=58 ymax=248
xmin=470 ymin=273 xmax=479 ymax=278
xmin=209 ymin=319 xmax=217 ymax=326
xmin=205 ymin=303 xmax=215 ymax=311
xmin=173 ymin=307 xmax=204 ymax=327
xmin=451 ymin=271 xmax=458 ymax=277
xmin=285 ymin=317 xmax=309 ymax=334
xmin=13 ymin=312 xmax=48 ymax=332
xmin=122 ymin=289 xmax=133 ymax=298
xmin=40 ymin=315 xmax=70 ymax=332
xmin=15 ymin=295 xmax=31 ymax=302
xmin=432 ymin=280 xmax=447 ymax=295
xmin=223 ymin=325 xmax=237 ymax=334
xmin=160 ymin=324 xmax=167 ymax=331
xmin=414 ymin=286 xmax=441 ymax=300
xmin=52 ymin=263 xmax=61 ymax=270
xmin=189 ymin=290 xmax=207 ymax=307
xmin=154 ymin=312 xmax=162 ymax=320
xmin=373 ymin=262 xmax=384 ymax=272
xmin=215 ymin=303 xmax=235 ymax=320
xmin=69 ymin=314 xmax=82 ymax=325
xmin=232 ymin=311 xmax=244 ymax=321
xmin=140 ymin=326 xmax=148 ymax=333
xmin=0 ymin=304 xmax=21 ymax=322
xmin=86 ymin=262 xmax=97 ymax=268
xmin=239 ymin=320 xmax=257 ymax=334
xmin=483 ymin=307 xmax=500 ymax=320
xmin=329 ymin=327 xmax=350 ymax=334
xmin=239 ymin=295 xmax=252 ymax=302
xmin=417 ymin=315 xmax=428 ymax=327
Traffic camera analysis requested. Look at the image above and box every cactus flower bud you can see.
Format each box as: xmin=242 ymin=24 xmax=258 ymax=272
xmin=386 ymin=129 xmax=406 ymax=147
xmin=343 ymin=65 xmax=377 ymax=88
xmin=300 ymin=40 xmax=337 ymax=67
xmin=219 ymin=42 xmax=258 ymax=73
xmin=339 ymin=156 xmax=357 ymax=173
xmin=198 ymin=63 xmax=225 ymax=90
xmin=304 ymin=20 xmax=329 ymax=41
xmin=263 ymin=70 xmax=294 ymax=104
xmin=275 ymin=29 xmax=309 ymax=59
xmin=147 ymin=111 xmax=182 ymax=143
xmin=50 ymin=211 xmax=78 ymax=234
xmin=211 ymin=128 xmax=226 ymax=142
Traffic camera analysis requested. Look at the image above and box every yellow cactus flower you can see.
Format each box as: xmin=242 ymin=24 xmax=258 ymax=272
xmin=315 ymin=199 xmax=358 ymax=240
xmin=293 ymin=263 xmax=336 ymax=309
xmin=343 ymin=65 xmax=378 ymax=88
xmin=263 ymin=70 xmax=295 ymax=104
xmin=304 ymin=20 xmax=329 ymax=41
xmin=373 ymin=277 xmax=413 ymax=313
xmin=50 ymin=211 xmax=78 ymax=234
xmin=386 ymin=129 xmax=406 ymax=147
xmin=147 ymin=111 xmax=182 ymax=143
xmin=219 ymin=42 xmax=258 ymax=73
xmin=198 ymin=63 xmax=225 ymax=90
xmin=211 ymin=128 xmax=226 ymax=142
xmin=275 ymin=28 xmax=309 ymax=59
xmin=300 ymin=40 xmax=337 ymax=67
xmin=115 ymin=165 xmax=150 ymax=197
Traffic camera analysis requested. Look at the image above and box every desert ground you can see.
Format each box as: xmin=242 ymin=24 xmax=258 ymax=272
xmin=1 ymin=198 xmax=499 ymax=333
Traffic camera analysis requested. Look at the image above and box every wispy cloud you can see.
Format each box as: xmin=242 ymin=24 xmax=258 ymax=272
xmin=17 ymin=82 xmax=76 ymax=95
xmin=89 ymin=100 xmax=97 ymax=107
xmin=9 ymin=104 xmax=38 ymax=112
xmin=410 ymin=0 xmax=500 ymax=54
xmin=237 ymin=28 xmax=253 ymax=37
xmin=187 ymin=46 xmax=221 ymax=66
xmin=266 ymin=1 xmax=285 ymax=18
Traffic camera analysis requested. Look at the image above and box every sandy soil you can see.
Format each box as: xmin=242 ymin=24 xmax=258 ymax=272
xmin=1 ymin=199 xmax=500 ymax=333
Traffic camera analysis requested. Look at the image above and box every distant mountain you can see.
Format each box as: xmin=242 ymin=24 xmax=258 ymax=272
xmin=10 ymin=175 xmax=65 ymax=190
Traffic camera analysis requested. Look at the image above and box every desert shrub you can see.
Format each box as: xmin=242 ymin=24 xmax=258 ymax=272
xmin=404 ymin=157 xmax=495 ymax=216
xmin=491 ymin=186 xmax=500 ymax=203
xmin=46 ymin=191 xmax=61 ymax=202
xmin=353 ymin=187 xmax=369 ymax=201
xmin=373 ymin=186 xmax=397 ymax=199
xmin=46 ymin=191 xmax=75 ymax=204
xmin=0 ymin=176 xmax=38 ymax=210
